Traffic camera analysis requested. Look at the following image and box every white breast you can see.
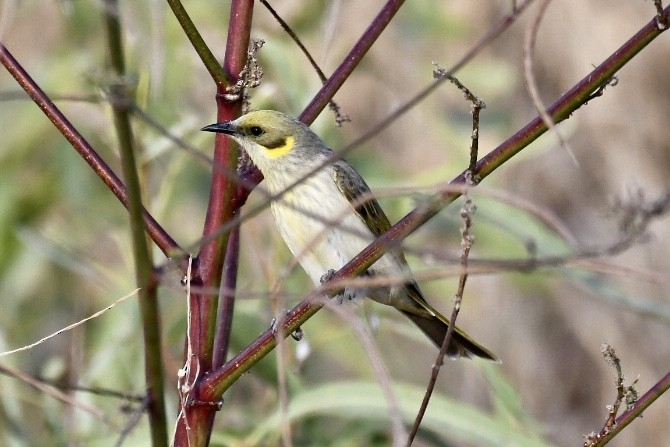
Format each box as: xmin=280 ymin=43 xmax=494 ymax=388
xmin=269 ymin=168 xmax=399 ymax=285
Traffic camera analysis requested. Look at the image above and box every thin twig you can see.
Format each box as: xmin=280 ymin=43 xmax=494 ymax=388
xmin=431 ymin=69 xmax=486 ymax=177
xmin=523 ymin=0 xmax=577 ymax=165
xmin=300 ymin=0 xmax=407 ymax=124
xmin=407 ymin=179 xmax=477 ymax=446
xmin=653 ymin=0 xmax=670 ymax=29
xmin=0 ymin=289 xmax=140 ymax=357
xmin=0 ymin=363 xmax=112 ymax=427
xmin=259 ymin=0 xmax=349 ymax=125
xmin=592 ymin=369 xmax=670 ymax=446
xmin=584 ymin=345 xmax=639 ymax=446
xmin=116 ymin=396 xmax=152 ymax=447
xmin=102 ymin=1 xmax=168 ymax=443
xmin=164 ymin=0 xmax=229 ymax=86
xmin=212 ymin=228 xmax=240 ymax=369
xmin=175 ymin=255 xmax=197 ymax=445
xmin=319 ymin=296 xmax=407 ymax=446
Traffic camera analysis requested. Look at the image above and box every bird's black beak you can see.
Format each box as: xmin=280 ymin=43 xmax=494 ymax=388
xmin=201 ymin=122 xmax=236 ymax=135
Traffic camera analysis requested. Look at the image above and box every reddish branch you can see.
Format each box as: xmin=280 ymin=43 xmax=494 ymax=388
xmin=0 ymin=44 xmax=180 ymax=257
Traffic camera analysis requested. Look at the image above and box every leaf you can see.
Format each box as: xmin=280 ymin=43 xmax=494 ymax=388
xmin=242 ymin=380 xmax=555 ymax=446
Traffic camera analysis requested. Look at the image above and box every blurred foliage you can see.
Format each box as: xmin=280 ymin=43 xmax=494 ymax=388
xmin=1 ymin=1 xmax=670 ymax=446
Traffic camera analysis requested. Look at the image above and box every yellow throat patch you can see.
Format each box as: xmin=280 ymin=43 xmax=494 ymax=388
xmin=263 ymin=135 xmax=295 ymax=159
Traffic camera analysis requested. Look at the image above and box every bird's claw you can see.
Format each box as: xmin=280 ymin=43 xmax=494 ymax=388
xmin=320 ymin=269 xmax=337 ymax=284
xmin=337 ymin=288 xmax=358 ymax=304
xmin=320 ymin=269 xmax=358 ymax=303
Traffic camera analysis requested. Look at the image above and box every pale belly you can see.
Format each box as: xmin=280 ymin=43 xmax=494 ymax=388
xmin=270 ymin=172 xmax=398 ymax=283
xmin=269 ymin=171 xmax=413 ymax=310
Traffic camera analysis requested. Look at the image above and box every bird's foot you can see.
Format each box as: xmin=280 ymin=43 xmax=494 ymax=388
xmin=338 ymin=287 xmax=358 ymax=304
xmin=320 ymin=269 xmax=359 ymax=304
xmin=320 ymin=269 xmax=337 ymax=284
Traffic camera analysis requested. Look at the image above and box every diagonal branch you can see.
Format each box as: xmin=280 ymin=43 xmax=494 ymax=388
xmin=299 ymin=0 xmax=407 ymax=124
xmin=0 ymin=44 xmax=180 ymax=257
xmin=165 ymin=0 xmax=229 ymax=86
xmin=588 ymin=368 xmax=670 ymax=446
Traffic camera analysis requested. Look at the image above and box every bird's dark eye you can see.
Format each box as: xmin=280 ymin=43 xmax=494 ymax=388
xmin=249 ymin=126 xmax=264 ymax=136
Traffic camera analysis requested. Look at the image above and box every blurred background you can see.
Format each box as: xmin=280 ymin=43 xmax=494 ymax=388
xmin=1 ymin=0 xmax=669 ymax=445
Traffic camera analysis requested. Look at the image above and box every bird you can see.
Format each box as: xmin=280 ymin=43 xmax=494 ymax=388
xmin=202 ymin=110 xmax=496 ymax=360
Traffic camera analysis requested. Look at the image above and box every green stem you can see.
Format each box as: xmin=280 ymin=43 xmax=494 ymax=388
xmin=103 ymin=1 xmax=167 ymax=445
xmin=165 ymin=0 xmax=229 ymax=86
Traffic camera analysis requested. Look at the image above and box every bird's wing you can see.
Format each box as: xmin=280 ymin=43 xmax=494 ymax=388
xmin=332 ymin=161 xmax=392 ymax=238
xmin=332 ymin=161 xmax=436 ymax=314
xmin=332 ymin=162 xmax=497 ymax=361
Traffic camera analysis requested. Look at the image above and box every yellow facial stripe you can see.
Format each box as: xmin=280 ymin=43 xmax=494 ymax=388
xmin=263 ymin=136 xmax=294 ymax=159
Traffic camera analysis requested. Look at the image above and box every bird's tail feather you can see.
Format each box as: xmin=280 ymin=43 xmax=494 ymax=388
xmin=400 ymin=310 xmax=498 ymax=361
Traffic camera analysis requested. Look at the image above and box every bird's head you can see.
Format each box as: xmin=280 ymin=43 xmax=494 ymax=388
xmin=202 ymin=110 xmax=330 ymax=175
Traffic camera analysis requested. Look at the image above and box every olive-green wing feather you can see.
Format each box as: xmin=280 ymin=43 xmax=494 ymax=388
xmin=332 ymin=160 xmax=421 ymax=281
xmin=332 ymin=160 xmax=420 ymax=288
xmin=332 ymin=161 xmax=430 ymax=309
xmin=332 ymin=161 xmax=392 ymax=237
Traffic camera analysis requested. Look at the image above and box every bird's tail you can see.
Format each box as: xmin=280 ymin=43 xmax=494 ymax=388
xmin=400 ymin=310 xmax=498 ymax=361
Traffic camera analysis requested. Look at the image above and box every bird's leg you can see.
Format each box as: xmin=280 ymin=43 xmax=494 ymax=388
xmin=319 ymin=269 xmax=337 ymax=284
xmin=320 ymin=269 xmax=360 ymax=304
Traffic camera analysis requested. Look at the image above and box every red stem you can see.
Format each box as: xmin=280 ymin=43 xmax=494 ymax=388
xmin=173 ymin=1 xmax=255 ymax=444
xmin=299 ymin=0 xmax=406 ymax=124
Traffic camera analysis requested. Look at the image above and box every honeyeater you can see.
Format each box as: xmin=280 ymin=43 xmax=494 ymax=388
xmin=202 ymin=110 xmax=496 ymax=360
